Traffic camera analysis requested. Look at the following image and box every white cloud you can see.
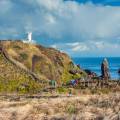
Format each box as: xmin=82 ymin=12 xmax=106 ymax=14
xmin=50 ymin=42 xmax=89 ymax=52
xmin=72 ymin=45 xmax=89 ymax=51
xmin=66 ymin=42 xmax=89 ymax=51
xmin=0 ymin=0 xmax=12 ymax=14
xmin=50 ymin=41 xmax=120 ymax=56
xmin=94 ymin=42 xmax=105 ymax=49
xmin=50 ymin=44 xmax=57 ymax=49
xmin=66 ymin=42 xmax=80 ymax=47
xmin=0 ymin=0 xmax=120 ymax=56
xmin=25 ymin=0 xmax=120 ymax=42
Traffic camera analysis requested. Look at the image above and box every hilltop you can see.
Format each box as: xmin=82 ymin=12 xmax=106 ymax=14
xmin=0 ymin=40 xmax=84 ymax=93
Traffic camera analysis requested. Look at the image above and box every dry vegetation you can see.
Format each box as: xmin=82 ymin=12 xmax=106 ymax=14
xmin=0 ymin=40 xmax=119 ymax=120
xmin=0 ymin=93 xmax=119 ymax=120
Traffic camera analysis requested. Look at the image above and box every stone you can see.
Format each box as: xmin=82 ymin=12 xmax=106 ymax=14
xmin=118 ymin=69 xmax=120 ymax=75
xmin=118 ymin=69 xmax=120 ymax=79
xmin=101 ymin=58 xmax=111 ymax=80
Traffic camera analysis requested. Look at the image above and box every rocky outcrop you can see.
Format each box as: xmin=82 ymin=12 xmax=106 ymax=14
xmin=101 ymin=58 xmax=111 ymax=80
xmin=84 ymin=69 xmax=97 ymax=78
xmin=69 ymin=69 xmax=83 ymax=75
xmin=118 ymin=69 xmax=120 ymax=76
xmin=118 ymin=69 xmax=120 ymax=73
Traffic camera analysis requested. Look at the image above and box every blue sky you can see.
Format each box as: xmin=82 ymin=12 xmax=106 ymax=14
xmin=68 ymin=0 xmax=120 ymax=6
xmin=0 ymin=0 xmax=120 ymax=57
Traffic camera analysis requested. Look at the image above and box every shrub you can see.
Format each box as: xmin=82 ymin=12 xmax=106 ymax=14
xmin=19 ymin=53 xmax=28 ymax=60
xmin=66 ymin=104 xmax=77 ymax=114
xmin=13 ymin=45 xmax=22 ymax=50
xmin=100 ymin=88 xmax=110 ymax=94
xmin=57 ymin=87 xmax=68 ymax=94
xmin=62 ymin=68 xmax=81 ymax=83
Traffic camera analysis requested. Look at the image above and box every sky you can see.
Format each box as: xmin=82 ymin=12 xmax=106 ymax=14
xmin=0 ymin=0 xmax=120 ymax=57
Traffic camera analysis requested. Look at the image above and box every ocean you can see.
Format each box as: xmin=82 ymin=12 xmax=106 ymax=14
xmin=72 ymin=57 xmax=120 ymax=80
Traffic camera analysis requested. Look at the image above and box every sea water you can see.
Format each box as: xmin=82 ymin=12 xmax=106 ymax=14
xmin=72 ymin=57 xmax=120 ymax=80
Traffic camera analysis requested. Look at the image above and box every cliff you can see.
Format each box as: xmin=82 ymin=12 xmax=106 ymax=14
xmin=0 ymin=40 xmax=84 ymax=93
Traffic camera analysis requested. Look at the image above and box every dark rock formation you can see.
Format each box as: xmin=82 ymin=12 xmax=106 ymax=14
xmin=118 ymin=69 xmax=120 ymax=76
xmin=69 ymin=69 xmax=82 ymax=75
xmin=84 ymin=69 xmax=93 ymax=75
xmin=118 ymin=69 xmax=120 ymax=73
xmin=84 ymin=69 xmax=97 ymax=78
xmin=101 ymin=58 xmax=110 ymax=80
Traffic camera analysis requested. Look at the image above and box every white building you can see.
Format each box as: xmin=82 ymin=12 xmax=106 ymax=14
xmin=23 ymin=32 xmax=35 ymax=43
xmin=28 ymin=32 xmax=32 ymax=42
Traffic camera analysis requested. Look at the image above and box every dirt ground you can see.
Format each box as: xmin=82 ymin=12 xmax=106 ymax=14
xmin=0 ymin=93 xmax=119 ymax=120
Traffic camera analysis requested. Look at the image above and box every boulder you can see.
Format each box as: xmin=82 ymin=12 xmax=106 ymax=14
xmin=69 ymin=69 xmax=82 ymax=75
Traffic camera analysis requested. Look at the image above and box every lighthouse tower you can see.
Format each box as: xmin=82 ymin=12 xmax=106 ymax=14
xmin=23 ymin=32 xmax=35 ymax=43
xmin=28 ymin=32 xmax=32 ymax=42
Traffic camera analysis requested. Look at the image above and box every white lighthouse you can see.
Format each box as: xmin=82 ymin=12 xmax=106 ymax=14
xmin=28 ymin=32 xmax=32 ymax=42
xmin=23 ymin=32 xmax=35 ymax=44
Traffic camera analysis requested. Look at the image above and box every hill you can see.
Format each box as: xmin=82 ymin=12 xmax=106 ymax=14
xmin=0 ymin=40 xmax=85 ymax=93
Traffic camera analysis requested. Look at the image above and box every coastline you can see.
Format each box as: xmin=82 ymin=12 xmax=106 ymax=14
xmin=72 ymin=57 xmax=120 ymax=80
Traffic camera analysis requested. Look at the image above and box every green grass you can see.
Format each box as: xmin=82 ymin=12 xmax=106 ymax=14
xmin=57 ymin=87 xmax=69 ymax=94
xmin=66 ymin=104 xmax=77 ymax=114
xmin=61 ymin=66 xmax=87 ymax=83
xmin=0 ymin=53 xmax=45 ymax=94
xmin=13 ymin=45 xmax=22 ymax=50
xmin=19 ymin=53 xmax=28 ymax=60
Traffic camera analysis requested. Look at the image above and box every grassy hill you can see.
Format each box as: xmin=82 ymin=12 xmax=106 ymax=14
xmin=0 ymin=50 xmax=47 ymax=93
xmin=0 ymin=40 xmax=85 ymax=93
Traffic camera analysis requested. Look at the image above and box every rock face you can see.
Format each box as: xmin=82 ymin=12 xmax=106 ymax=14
xmin=118 ymin=69 xmax=120 ymax=78
xmin=0 ymin=40 xmax=84 ymax=86
xmin=101 ymin=58 xmax=111 ymax=80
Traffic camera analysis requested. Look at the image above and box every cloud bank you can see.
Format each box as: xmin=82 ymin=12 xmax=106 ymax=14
xmin=0 ymin=0 xmax=120 ymax=56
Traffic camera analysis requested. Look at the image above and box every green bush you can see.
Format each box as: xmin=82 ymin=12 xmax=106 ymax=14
xmin=19 ymin=53 xmax=28 ymax=60
xmin=57 ymin=87 xmax=68 ymax=94
xmin=66 ymin=105 xmax=77 ymax=114
xmin=13 ymin=45 xmax=22 ymax=50
xmin=62 ymin=68 xmax=81 ymax=83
